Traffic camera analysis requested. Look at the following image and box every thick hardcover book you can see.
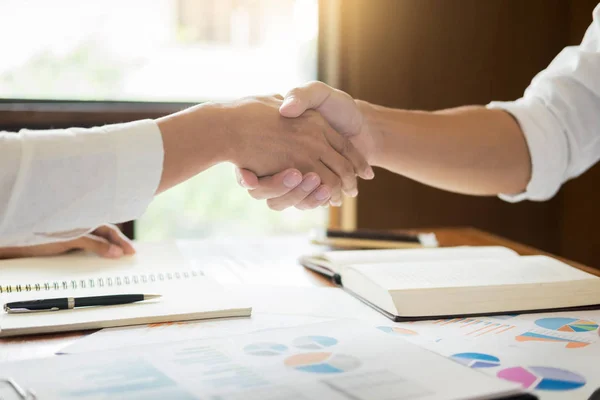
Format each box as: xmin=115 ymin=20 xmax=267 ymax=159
xmin=299 ymin=246 xmax=600 ymax=321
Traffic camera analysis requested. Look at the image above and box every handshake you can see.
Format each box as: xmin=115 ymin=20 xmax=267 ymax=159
xmin=2 ymin=79 xmax=533 ymax=259
xmin=1 ymin=81 xmax=381 ymax=261
xmin=157 ymin=81 xmax=380 ymax=211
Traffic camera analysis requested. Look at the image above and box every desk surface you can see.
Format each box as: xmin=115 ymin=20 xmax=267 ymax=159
xmin=1 ymin=227 xmax=595 ymax=364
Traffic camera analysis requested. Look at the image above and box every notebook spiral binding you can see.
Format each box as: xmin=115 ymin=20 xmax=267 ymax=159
xmin=0 ymin=377 xmax=37 ymax=399
xmin=0 ymin=269 xmax=204 ymax=294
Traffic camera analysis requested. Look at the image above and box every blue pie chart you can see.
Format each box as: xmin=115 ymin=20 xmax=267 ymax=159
xmin=451 ymin=352 xmax=501 ymax=368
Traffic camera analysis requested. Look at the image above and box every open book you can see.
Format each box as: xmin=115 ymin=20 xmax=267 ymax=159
xmin=0 ymin=242 xmax=251 ymax=337
xmin=300 ymin=246 xmax=600 ymax=320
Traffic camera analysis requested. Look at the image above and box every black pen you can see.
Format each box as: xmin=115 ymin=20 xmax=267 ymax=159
xmin=3 ymin=294 xmax=161 ymax=313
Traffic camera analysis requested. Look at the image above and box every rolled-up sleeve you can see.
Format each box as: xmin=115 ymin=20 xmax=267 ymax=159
xmin=0 ymin=120 xmax=163 ymax=246
xmin=488 ymin=4 xmax=600 ymax=202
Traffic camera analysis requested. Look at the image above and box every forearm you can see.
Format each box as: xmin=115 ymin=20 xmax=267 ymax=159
xmin=363 ymin=102 xmax=531 ymax=196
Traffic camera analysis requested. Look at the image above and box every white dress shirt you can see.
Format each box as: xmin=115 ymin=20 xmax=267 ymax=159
xmin=0 ymin=120 xmax=163 ymax=246
xmin=489 ymin=4 xmax=600 ymax=202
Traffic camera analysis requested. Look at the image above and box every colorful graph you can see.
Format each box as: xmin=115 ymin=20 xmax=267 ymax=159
xmin=515 ymin=331 xmax=590 ymax=349
xmin=535 ymin=317 xmax=598 ymax=333
xmin=244 ymin=342 xmax=288 ymax=356
xmin=293 ymin=336 xmax=338 ymax=350
xmin=284 ymin=352 xmax=361 ymax=374
xmin=514 ymin=317 xmax=598 ymax=349
xmin=450 ymin=353 xmax=501 ymax=368
xmin=497 ymin=366 xmax=586 ymax=391
xmin=377 ymin=326 xmax=418 ymax=336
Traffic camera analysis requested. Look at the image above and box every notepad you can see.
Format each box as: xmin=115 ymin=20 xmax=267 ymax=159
xmin=300 ymin=246 xmax=600 ymax=320
xmin=0 ymin=242 xmax=251 ymax=337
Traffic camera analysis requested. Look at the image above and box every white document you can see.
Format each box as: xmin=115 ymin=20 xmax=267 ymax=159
xmin=60 ymin=313 xmax=332 ymax=355
xmin=374 ymin=310 xmax=600 ymax=400
xmin=176 ymin=236 xmax=324 ymax=285
xmin=58 ymin=285 xmax=389 ymax=355
xmin=0 ymin=320 xmax=522 ymax=400
xmin=225 ymin=284 xmax=391 ymax=322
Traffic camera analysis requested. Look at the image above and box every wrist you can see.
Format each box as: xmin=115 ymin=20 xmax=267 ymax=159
xmin=155 ymin=102 xmax=234 ymax=193
xmin=356 ymin=100 xmax=385 ymax=166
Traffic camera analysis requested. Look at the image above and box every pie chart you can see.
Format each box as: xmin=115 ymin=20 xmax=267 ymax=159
xmin=450 ymin=353 xmax=501 ymax=368
xmin=535 ymin=317 xmax=598 ymax=333
xmin=292 ymin=336 xmax=338 ymax=350
xmin=497 ymin=366 xmax=586 ymax=391
xmin=377 ymin=326 xmax=418 ymax=336
xmin=284 ymin=352 xmax=361 ymax=374
xmin=244 ymin=342 xmax=288 ymax=356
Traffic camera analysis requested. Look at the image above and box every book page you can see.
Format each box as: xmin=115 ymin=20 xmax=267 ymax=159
xmin=348 ymin=255 xmax=598 ymax=291
xmin=321 ymin=246 xmax=519 ymax=273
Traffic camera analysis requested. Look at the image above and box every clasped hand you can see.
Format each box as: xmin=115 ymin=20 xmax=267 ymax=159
xmin=229 ymin=94 xmax=373 ymax=208
xmin=236 ymin=82 xmax=378 ymax=211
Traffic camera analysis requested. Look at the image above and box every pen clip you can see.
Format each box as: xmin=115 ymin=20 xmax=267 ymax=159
xmin=3 ymin=306 xmax=60 ymax=314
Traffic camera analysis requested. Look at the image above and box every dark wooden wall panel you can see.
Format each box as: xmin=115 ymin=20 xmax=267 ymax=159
xmin=559 ymin=0 xmax=600 ymax=267
xmin=334 ymin=0 xmax=599 ymax=265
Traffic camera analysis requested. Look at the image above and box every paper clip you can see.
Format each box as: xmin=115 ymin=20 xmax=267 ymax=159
xmin=0 ymin=378 xmax=37 ymax=399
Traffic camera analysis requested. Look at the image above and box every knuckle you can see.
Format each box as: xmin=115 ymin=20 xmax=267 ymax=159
xmin=285 ymin=87 xmax=302 ymax=100
xmin=309 ymin=80 xmax=325 ymax=90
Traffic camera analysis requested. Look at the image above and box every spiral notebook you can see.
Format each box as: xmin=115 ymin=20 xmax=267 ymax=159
xmin=0 ymin=241 xmax=251 ymax=337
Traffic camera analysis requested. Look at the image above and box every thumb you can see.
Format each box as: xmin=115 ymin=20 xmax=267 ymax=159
xmin=75 ymin=235 xmax=124 ymax=259
xmin=280 ymin=81 xmax=333 ymax=118
xmin=235 ymin=167 xmax=259 ymax=189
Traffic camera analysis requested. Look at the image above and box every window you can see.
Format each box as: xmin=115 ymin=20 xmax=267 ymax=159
xmin=0 ymin=0 xmax=325 ymax=240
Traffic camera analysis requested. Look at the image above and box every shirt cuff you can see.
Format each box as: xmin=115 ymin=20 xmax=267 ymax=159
xmin=487 ymin=98 xmax=567 ymax=203
xmin=110 ymin=119 xmax=164 ymax=222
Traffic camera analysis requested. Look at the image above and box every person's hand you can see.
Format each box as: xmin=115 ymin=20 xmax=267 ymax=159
xmin=0 ymin=224 xmax=135 ymax=260
xmin=281 ymin=82 xmax=377 ymax=161
xmin=236 ymin=82 xmax=379 ymax=210
xmin=226 ymin=95 xmax=373 ymax=207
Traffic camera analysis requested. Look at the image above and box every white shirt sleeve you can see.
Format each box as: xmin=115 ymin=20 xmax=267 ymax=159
xmin=488 ymin=4 xmax=600 ymax=202
xmin=0 ymin=120 xmax=163 ymax=246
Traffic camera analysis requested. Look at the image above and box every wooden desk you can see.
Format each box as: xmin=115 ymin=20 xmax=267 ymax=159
xmin=1 ymin=227 xmax=595 ymax=364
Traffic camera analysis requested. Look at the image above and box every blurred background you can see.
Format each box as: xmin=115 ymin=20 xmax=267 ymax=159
xmin=1 ymin=0 xmax=599 ymax=267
